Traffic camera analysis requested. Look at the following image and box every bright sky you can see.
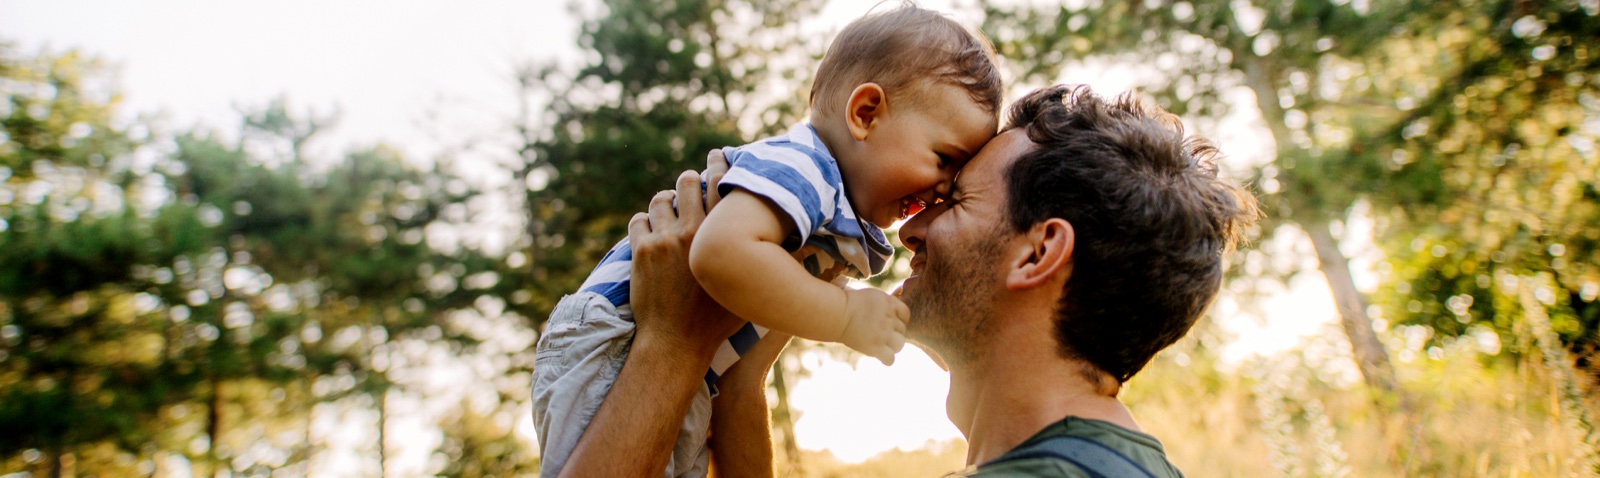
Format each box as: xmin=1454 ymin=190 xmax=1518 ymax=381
xmin=0 ymin=0 xmax=1367 ymax=469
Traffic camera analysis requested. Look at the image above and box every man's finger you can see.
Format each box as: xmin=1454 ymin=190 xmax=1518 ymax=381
xmin=675 ymin=170 xmax=704 ymax=220
xmin=648 ymin=190 xmax=677 ymax=227
xmin=627 ymin=212 xmax=651 ymax=239
xmin=704 ymin=149 xmax=729 ymax=211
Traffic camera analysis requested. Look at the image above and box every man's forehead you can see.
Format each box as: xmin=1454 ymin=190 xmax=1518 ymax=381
xmin=954 ymin=129 xmax=1033 ymax=190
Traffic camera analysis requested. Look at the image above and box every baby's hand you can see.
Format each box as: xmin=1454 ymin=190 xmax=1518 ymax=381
xmin=840 ymin=287 xmax=910 ymax=365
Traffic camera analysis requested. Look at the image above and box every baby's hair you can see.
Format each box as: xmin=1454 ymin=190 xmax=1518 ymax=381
xmin=809 ymin=2 xmax=1003 ymax=118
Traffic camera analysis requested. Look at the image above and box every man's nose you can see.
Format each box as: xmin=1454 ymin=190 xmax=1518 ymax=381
xmin=899 ymin=202 xmax=942 ymax=252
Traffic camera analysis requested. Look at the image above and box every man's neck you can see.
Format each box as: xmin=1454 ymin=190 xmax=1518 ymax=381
xmin=945 ymin=319 xmax=1140 ymax=466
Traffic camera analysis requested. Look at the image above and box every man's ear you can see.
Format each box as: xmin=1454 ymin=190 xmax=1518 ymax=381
xmin=1005 ymin=218 xmax=1074 ymax=290
xmin=845 ymin=83 xmax=887 ymax=141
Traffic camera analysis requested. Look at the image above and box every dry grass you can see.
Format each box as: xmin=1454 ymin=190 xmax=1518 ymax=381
xmin=785 ymin=340 xmax=1594 ymax=477
xmin=793 ymin=439 xmax=968 ymax=478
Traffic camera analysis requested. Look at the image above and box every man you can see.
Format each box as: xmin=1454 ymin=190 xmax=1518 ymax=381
xmin=556 ymin=84 xmax=1258 ymax=477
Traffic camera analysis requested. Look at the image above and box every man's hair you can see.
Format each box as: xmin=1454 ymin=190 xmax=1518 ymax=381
xmin=1002 ymin=85 xmax=1259 ymax=384
xmin=809 ymin=3 xmax=1002 ymax=118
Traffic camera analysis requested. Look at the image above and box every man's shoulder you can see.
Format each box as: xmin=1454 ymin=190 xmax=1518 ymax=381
xmin=952 ymin=417 xmax=1184 ymax=478
xmin=949 ymin=457 xmax=1090 ymax=477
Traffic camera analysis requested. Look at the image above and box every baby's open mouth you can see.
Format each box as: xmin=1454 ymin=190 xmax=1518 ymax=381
xmin=900 ymin=196 xmax=927 ymax=219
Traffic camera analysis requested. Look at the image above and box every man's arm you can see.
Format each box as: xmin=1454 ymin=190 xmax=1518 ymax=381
xmin=707 ymin=332 xmax=790 ymax=477
xmin=558 ymin=169 xmax=745 ymax=477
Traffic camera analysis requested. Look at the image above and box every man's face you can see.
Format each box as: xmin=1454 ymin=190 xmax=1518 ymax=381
xmin=898 ymin=129 xmax=1034 ymax=363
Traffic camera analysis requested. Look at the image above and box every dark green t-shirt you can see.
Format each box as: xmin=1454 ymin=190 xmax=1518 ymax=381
xmin=948 ymin=417 xmax=1185 ymax=477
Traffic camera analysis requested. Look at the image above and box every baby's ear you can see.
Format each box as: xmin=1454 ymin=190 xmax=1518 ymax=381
xmin=846 ymin=83 xmax=887 ymax=141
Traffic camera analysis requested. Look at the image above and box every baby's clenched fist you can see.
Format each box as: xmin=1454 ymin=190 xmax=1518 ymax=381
xmin=839 ymin=287 xmax=910 ymax=365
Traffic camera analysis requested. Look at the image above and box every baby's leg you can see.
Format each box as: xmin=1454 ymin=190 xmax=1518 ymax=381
xmin=529 ymin=292 xmax=716 ymax=478
xmin=530 ymin=292 xmax=637 ymax=478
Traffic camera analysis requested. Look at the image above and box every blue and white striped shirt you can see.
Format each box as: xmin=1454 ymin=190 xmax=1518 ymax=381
xmin=577 ymin=123 xmax=893 ymax=392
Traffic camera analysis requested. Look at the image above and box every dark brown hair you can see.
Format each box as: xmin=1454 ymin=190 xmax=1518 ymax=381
xmin=809 ymin=2 xmax=1002 ymax=118
xmin=1003 ymin=85 xmax=1259 ymax=384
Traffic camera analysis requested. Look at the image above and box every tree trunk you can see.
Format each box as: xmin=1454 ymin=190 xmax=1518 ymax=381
xmin=301 ymin=374 xmax=317 ymax=476
xmin=1240 ymin=54 xmax=1402 ymax=395
xmin=770 ymin=353 xmax=802 ymax=474
xmin=47 ymin=446 xmax=62 ymax=478
xmin=53 ymin=365 xmax=75 ymax=478
xmin=1305 ymin=218 xmax=1400 ymax=393
xmin=377 ymin=387 xmax=389 ymax=478
xmin=207 ymin=371 xmax=223 ymax=478
xmin=701 ymin=4 xmax=734 ymax=119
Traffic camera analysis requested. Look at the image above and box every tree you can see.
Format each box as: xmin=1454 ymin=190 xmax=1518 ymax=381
xmin=0 ymin=45 xmax=534 ymax=477
xmin=1367 ymin=0 xmax=1599 ymax=374
xmin=0 ymin=44 xmax=166 ymax=477
xmin=1364 ymin=1 xmax=1600 ymax=469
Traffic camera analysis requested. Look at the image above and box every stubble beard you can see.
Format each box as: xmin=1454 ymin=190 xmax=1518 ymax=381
xmin=906 ymin=227 xmax=1005 ymax=367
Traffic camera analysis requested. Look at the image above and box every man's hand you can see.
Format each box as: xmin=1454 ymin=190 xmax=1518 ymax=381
xmin=703 ymin=148 xmax=730 ymax=211
xmin=561 ymin=150 xmax=739 ymax=478
xmin=628 ymin=168 xmax=743 ymax=356
xmin=839 ymin=287 xmax=910 ymax=365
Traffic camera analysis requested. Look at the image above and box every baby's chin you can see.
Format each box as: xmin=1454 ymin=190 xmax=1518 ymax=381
xmin=867 ymin=210 xmax=899 ymax=229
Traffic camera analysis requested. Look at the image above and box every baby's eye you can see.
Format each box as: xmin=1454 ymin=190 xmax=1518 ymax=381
xmin=937 ymin=153 xmax=952 ymax=168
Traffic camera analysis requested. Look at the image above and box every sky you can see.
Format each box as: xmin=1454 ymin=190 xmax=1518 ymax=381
xmin=0 ymin=0 xmax=1371 ymax=468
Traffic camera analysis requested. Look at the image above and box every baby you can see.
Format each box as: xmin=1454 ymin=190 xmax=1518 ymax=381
xmin=532 ymin=5 xmax=1002 ymax=477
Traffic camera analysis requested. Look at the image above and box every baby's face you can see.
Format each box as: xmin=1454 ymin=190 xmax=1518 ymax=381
xmin=849 ymin=83 xmax=997 ymax=228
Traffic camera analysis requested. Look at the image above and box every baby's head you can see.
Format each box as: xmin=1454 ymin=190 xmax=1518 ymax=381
xmin=810 ymin=4 xmax=1003 ymax=228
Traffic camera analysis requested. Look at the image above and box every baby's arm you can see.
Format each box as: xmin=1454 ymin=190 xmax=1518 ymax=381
xmin=689 ymin=190 xmax=908 ymax=364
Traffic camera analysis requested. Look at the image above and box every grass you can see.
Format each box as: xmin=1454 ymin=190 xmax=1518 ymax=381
xmin=784 ymin=334 xmax=1594 ymax=477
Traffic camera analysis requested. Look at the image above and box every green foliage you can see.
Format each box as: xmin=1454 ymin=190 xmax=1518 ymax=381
xmin=0 ymin=45 xmax=132 ymax=178
xmin=434 ymin=399 xmax=541 ymax=477
xmin=0 ymin=46 xmax=530 ymax=476
xmin=983 ymin=0 xmax=1466 ymax=226
xmin=1367 ymin=1 xmax=1600 ymax=368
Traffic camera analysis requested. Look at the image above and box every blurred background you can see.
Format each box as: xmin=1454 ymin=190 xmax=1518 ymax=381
xmin=0 ymin=0 xmax=1596 ymax=476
